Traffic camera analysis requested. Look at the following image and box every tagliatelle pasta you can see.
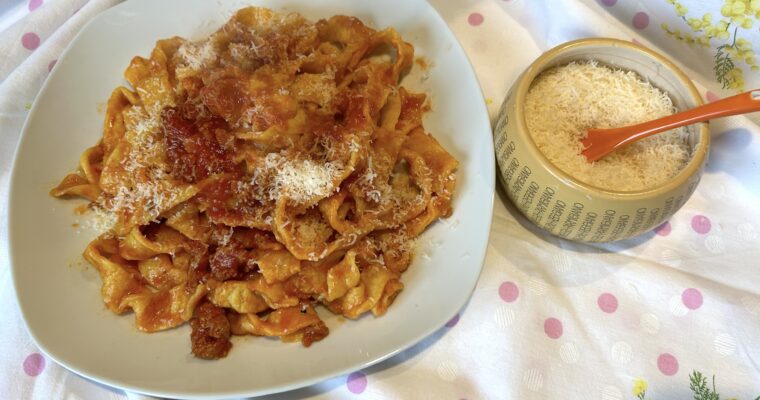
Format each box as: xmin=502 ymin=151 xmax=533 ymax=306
xmin=51 ymin=7 xmax=458 ymax=359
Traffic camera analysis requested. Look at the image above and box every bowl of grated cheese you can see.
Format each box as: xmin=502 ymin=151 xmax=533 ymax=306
xmin=494 ymin=38 xmax=710 ymax=242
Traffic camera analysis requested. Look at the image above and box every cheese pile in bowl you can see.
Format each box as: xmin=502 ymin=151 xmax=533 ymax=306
xmin=524 ymin=60 xmax=692 ymax=191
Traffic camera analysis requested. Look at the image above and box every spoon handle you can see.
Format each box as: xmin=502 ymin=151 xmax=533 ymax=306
xmin=609 ymin=89 xmax=760 ymax=147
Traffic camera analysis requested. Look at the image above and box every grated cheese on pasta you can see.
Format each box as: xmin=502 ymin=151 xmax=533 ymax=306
xmin=259 ymin=153 xmax=344 ymax=204
xmin=84 ymin=205 xmax=118 ymax=234
xmin=177 ymin=39 xmax=218 ymax=70
xmin=524 ymin=61 xmax=691 ymax=191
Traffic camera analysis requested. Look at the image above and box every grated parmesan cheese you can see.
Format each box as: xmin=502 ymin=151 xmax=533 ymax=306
xmin=125 ymin=105 xmax=158 ymax=137
xmin=246 ymin=153 xmax=344 ymax=204
xmin=269 ymin=154 xmax=343 ymax=203
xmin=177 ymin=39 xmax=218 ymax=70
xmin=83 ymin=102 xmax=179 ymax=235
xmin=524 ymin=60 xmax=691 ymax=191
xmin=83 ymin=204 xmax=118 ymax=235
xmin=116 ymin=182 xmax=178 ymax=215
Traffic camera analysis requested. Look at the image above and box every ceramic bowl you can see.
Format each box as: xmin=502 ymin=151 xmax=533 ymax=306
xmin=494 ymin=38 xmax=709 ymax=242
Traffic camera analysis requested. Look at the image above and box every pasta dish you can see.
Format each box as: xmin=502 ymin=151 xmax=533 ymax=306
xmin=51 ymin=7 xmax=458 ymax=359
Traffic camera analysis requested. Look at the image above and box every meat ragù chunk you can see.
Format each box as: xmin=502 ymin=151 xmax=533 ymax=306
xmin=190 ymin=301 xmax=232 ymax=359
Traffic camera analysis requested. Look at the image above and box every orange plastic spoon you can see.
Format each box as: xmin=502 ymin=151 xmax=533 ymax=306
xmin=581 ymin=89 xmax=760 ymax=162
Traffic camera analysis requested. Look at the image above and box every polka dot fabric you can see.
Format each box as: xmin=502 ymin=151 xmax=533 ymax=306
xmin=468 ymin=12 xmax=484 ymax=26
xmin=346 ymin=372 xmax=367 ymax=394
xmin=21 ymin=32 xmax=40 ymax=50
xmin=499 ymin=281 xmax=519 ymax=302
xmin=28 ymin=0 xmax=43 ymax=12
xmin=632 ymin=12 xmax=650 ymax=29
xmin=22 ymin=353 xmax=45 ymax=377
xmin=657 ymin=353 xmax=679 ymax=376
xmin=654 ymin=221 xmax=671 ymax=236
xmin=597 ymin=293 xmax=618 ymax=313
xmin=0 ymin=0 xmax=759 ymax=399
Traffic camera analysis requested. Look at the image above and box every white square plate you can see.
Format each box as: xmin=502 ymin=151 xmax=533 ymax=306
xmin=8 ymin=0 xmax=494 ymax=398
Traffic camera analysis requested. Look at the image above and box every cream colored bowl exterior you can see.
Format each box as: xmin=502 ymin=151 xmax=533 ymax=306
xmin=494 ymin=38 xmax=710 ymax=242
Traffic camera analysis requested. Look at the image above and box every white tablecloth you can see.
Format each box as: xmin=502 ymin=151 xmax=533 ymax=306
xmin=1 ymin=1 xmax=759 ymax=399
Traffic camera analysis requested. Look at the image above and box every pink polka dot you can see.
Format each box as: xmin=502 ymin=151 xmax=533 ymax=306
xmin=22 ymin=32 xmax=40 ymax=50
xmin=632 ymin=12 xmax=650 ymax=29
xmin=597 ymin=293 xmax=618 ymax=313
xmin=468 ymin=13 xmax=484 ymax=26
xmin=23 ymin=353 xmax=45 ymax=376
xmin=654 ymin=221 xmax=672 ymax=236
xmin=499 ymin=281 xmax=519 ymax=303
xmin=346 ymin=372 xmax=367 ymax=394
xmin=691 ymin=215 xmax=711 ymax=234
xmin=706 ymin=91 xmax=720 ymax=103
xmin=544 ymin=317 xmax=563 ymax=339
xmin=657 ymin=353 xmax=679 ymax=376
xmin=682 ymin=288 xmax=703 ymax=310
xmin=28 ymin=0 xmax=43 ymax=11
xmin=445 ymin=313 xmax=460 ymax=328
xmin=47 ymin=59 xmax=56 ymax=72
xmin=601 ymin=0 xmax=617 ymax=6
